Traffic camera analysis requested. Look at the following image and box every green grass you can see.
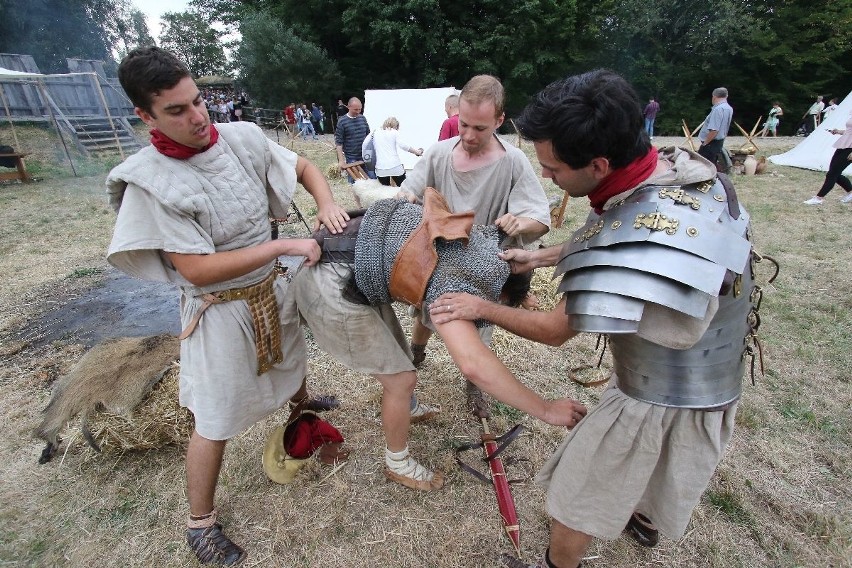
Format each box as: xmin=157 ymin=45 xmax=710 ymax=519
xmin=706 ymin=488 xmax=755 ymax=527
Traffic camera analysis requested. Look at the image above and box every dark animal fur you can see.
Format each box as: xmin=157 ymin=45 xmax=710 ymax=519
xmin=35 ymin=334 xmax=180 ymax=463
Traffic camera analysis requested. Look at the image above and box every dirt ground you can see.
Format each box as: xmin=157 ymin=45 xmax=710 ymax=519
xmin=10 ymin=269 xmax=180 ymax=349
xmin=0 ymin=130 xmax=849 ymax=568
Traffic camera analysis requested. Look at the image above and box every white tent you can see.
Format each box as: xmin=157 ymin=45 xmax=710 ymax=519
xmin=768 ymin=90 xmax=852 ymax=175
xmin=363 ymin=87 xmax=457 ymax=170
xmin=0 ymin=66 xmax=42 ymax=77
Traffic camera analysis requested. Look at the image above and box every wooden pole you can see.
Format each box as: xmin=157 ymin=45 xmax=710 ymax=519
xmin=0 ymin=83 xmax=21 ymax=149
xmin=89 ymin=73 xmax=125 ymax=161
xmin=36 ymin=80 xmax=77 ymax=177
xmin=692 ymin=120 xmax=705 ymax=136
xmin=553 ymin=193 xmax=570 ymax=229
xmin=682 ymin=119 xmax=699 ymax=151
xmin=749 ymin=117 xmax=762 ymax=138
xmin=734 ymin=121 xmax=759 ymax=153
xmin=509 ymin=118 xmax=522 ymax=147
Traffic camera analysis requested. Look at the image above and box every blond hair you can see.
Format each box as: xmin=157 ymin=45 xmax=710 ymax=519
xmin=460 ymin=75 xmax=504 ymax=117
xmin=382 ymin=116 xmax=399 ymax=129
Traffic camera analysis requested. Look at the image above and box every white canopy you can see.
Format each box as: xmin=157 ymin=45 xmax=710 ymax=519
xmin=0 ymin=66 xmax=42 ymax=77
xmin=769 ymin=90 xmax=852 ymax=175
xmin=363 ymin=87 xmax=457 ymax=170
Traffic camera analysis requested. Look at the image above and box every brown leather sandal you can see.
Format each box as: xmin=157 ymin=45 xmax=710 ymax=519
xmin=186 ymin=523 xmax=246 ymax=565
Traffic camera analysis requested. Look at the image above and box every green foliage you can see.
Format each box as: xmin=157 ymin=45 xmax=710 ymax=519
xmin=706 ymin=488 xmax=754 ymax=527
xmin=187 ymin=0 xmax=850 ymax=134
xmin=0 ymin=0 xmax=155 ymax=74
xmin=5 ymin=0 xmax=847 ymax=140
xmin=492 ymin=401 xmax=524 ymax=422
xmin=159 ymin=11 xmax=228 ymax=77
xmin=778 ymin=399 xmax=839 ymax=436
xmin=236 ymin=11 xmax=341 ymax=109
xmin=339 ymin=0 xmax=589 ymax=111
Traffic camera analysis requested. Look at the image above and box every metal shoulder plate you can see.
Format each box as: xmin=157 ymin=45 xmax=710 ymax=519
xmin=557 ymin=178 xmax=751 ymax=333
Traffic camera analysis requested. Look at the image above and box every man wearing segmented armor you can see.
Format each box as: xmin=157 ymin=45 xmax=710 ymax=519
xmin=429 ymin=69 xmax=763 ymax=568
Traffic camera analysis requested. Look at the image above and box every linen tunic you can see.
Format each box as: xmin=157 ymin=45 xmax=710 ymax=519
xmin=399 ymin=135 xmax=551 ymax=234
xmin=106 ymin=122 xmax=306 ymax=440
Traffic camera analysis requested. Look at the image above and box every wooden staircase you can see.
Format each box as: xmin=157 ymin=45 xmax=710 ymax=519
xmin=68 ymin=116 xmax=142 ymax=156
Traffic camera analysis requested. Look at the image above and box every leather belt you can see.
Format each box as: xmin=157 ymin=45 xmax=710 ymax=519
xmin=179 ymin=271 xmax=282 ymax=375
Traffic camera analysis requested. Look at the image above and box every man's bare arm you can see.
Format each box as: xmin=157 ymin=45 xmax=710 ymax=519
xmin=166 ymin=238 xmax=320 ymax=288
xmin=431 ymin=294 xmax=576 ymax=347
xmin=295 ymin=156 xmax=349 ymax=234
xmin=494 ymin=214 xmax=549 ymax=241
xmin=499 ymin=245 xmax=562 ymax=273
xmin=436 ymin=319 xmax=586 ymax=427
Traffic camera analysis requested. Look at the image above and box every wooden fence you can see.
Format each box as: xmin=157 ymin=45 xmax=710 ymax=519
xmin=0 ymin=73 xmax=135 ymax=121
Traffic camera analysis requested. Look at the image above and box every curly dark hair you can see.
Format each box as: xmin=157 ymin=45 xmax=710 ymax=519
xmin=516 ymin=69 xmax=650 ymax=170
xmin=500 ymin=270 xmax=533 ymax=308
xmin=117 ymin=46 xmax=192 ymax=116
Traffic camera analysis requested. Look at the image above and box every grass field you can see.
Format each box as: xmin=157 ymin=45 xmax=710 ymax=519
xmin=0 ymin=123 xmax=849 ymax=567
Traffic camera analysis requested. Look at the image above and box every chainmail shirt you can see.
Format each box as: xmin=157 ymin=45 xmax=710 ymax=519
xmin=354 ymin=198 xmax=509 ymax=327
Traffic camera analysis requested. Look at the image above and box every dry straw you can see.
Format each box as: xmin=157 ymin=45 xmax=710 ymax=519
xmin=85 ymin=363 xmax=193 ymax=452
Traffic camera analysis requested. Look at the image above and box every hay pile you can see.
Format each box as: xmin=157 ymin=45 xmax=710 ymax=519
xmin=325 ymin=163 xmax=343 ymax=180
xmin=86 ymin=362 xmax=193 ymax=452
xmin=527 ymin=266 xmax=560 ymax=311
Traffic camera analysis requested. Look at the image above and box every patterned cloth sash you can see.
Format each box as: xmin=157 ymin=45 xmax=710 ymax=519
xmin=179 ymin=271 xmax=282 ymax=375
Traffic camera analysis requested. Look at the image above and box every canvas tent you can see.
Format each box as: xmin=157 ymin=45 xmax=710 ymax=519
xmin=363 ymin=87 xmax=457 ymax=170
xmin=769 ymin=90 xmax=852 ymax=175
xmin=0 ymin=66 xmax=41 ymax=77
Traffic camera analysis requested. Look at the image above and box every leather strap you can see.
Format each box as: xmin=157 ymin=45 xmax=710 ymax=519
xmin=454 ymin=424 xmax=526 ymax=483
xmin=178 ymin=271 xmax=282 ymax=375
xmin=313 ymin=214 xmax=363 ymax=264
xmin=388 ymin=187 xmax=474 ymax=307
xmin=178 ymin=295 xmax=223 ymax=340
xmin=717 ymin=173 xmax=741 ymax=219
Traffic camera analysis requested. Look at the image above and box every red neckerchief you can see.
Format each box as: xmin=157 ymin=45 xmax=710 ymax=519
xmin=588 ymin=147 xmax=659 ymax=214
xmin=150 ymin=124 xmax=219 ymax=159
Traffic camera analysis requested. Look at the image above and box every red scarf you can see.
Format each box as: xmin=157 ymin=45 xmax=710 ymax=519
xmin=150 ymin=124 xmax=219 ymax=159
xmin=588 ymin=147 xmax=659 ymax=214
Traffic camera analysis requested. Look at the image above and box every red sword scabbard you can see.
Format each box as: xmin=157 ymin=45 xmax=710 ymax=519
xmin=481 ymin=417 xmax=521 ymax=555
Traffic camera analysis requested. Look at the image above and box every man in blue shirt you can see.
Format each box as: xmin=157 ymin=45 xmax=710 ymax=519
xmin=697 ymin=87 xmax=733 ymax=172
xmin=335 ymin=97 xmax=375 ymax=183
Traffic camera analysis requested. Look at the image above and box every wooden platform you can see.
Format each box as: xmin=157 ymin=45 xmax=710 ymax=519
xmin=0 ymin=153 xmax=32 ymax=183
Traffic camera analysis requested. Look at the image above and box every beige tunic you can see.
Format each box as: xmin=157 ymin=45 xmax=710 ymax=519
xmin=399 ymin=135 xmax=551 ymax=234
xmin=400 ymin=135 xmax=550 ymax=334
xmin=293 ymin=262 xmax=414 ymax=375
xmin=106 ymin=122 xmax=306 ymax=440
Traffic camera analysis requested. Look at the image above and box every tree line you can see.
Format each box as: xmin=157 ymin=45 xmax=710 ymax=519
xmin=1 ymin=0 xmax=849 ymax=136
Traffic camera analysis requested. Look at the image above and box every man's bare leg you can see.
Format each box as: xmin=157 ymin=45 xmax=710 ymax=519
xmin=186 ymin=431 xmax=225 ymax=516
xmin=410 ymin=318 xmax=433 ymax=367
xmin=548 ymin=518 xmax=593 ymax=568
xmin=374 ymin=371 xmax=416 ymax=453
xmin=185 ymin=431 xmax=245 ymax=565
xmin=406 ymin=321 xmax=441 ymax=422
xmin=376 ymin=371 xmax=444 ymax=490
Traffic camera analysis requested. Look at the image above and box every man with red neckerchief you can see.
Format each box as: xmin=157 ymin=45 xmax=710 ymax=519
xmin=430 ymin=69 xmax=756 ymax=568
xmin=105 ymin=47 xmax=349 ymax=566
